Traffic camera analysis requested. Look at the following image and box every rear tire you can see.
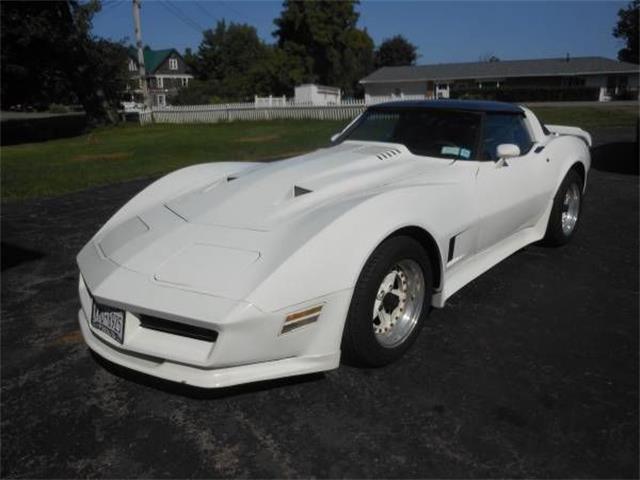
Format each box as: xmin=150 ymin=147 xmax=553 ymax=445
xmin=543 ymin=169 xmax=582 ymax=246
xmin=341 ymin=236 xmax=433 ymax=367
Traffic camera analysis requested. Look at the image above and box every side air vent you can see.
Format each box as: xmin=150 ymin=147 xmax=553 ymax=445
xmin=376 ymin=148 xmax=402 ymax=161
xmin=139 ymin=315 xmax=219 ymax=342
xmin=447 ymin=235 xmax=456 ymax=263
xmin=227 ymin=176 xmax=238 ymax=182
xmin=294 ymin=186 xmax=313 ymax=197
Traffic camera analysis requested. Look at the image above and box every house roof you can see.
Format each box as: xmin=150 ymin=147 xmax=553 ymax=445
xmin=360 ymin=56 xmax=640 ymax=84
xmin=371 ymin=99 xmax=523 ymax=113
xmin=128 ymin=47 xmax=181 ymax=74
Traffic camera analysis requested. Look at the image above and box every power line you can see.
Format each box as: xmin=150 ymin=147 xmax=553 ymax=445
xmin=218 ymin=0 xmax=255 ymax=23
xmin=163 ymin=1 xmax=205 ymax=32
xmin=195 ymin=2 xmax=217 ymax=22
xmin=159 ymin=0 xmax=205 ymax=34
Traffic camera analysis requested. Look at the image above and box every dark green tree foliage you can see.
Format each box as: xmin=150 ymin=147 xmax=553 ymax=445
xmin=250 ymin=46 xmax=307 ymax=96
xmin=273 ymin=0 xmax=374 ymax=96
xmin=1 ymin=0 xmax=128 ymax=124
xmin=183 ymin=19 xmax=307 ymax=101
xmin=191 ymin=20 xmax=269 ymax=100
xmin=375 ymin=35 xmax=418 ymax=68
xmin=613 ymin=0 xmax=639 ymax=64
xmin=183 ymin=48 xmax=199 ymax=75
xmin=171 ymin=80 xmax=220 ymax=105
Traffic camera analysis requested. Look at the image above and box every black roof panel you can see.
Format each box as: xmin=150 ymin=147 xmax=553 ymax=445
xmin=371 ymin=99 xmax=524 ymax=113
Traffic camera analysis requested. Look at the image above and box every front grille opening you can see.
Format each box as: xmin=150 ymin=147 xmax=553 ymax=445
xmin=138 ymin=315 xmax=218 ymax=343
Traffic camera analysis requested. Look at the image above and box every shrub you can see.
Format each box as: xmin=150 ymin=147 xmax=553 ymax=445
xmin=48 ymin=103 xmax=69 ymax=113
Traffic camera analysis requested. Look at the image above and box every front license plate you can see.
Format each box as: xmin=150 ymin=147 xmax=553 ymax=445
xmin=91 ymin=301 xmax=125 ymax=344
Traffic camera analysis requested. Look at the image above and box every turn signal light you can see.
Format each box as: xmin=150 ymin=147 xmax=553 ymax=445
xmin=281 ymin=305 xmax=323 ymax=334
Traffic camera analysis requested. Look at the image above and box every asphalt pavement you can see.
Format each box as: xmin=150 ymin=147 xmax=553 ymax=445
xmin=1 ymin=127 xmax=638 ymax=478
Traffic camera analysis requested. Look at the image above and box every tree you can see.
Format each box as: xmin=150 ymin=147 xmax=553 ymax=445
xmin=249 ymin=46 xmax=307 ymax=96
xmin=478 ymin=54 xmax=500 ymax=63
xmin=613 ymin=0 xmax=639 ymax=64
xmin=0 ymin=0 xmax=127 ymax=124
xmin=170 ymin=80 xmax=219 ymax=105
xmin=273 ymin=0 xmax=374 ymax=96
xmin=375 ymin=35 xmax=418 ymax=68
xmin=192 ymin=20 xmax=269 ymax=100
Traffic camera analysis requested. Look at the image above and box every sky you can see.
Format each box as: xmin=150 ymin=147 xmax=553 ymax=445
xmin=92 ymin=0 xmax=629 ymax=63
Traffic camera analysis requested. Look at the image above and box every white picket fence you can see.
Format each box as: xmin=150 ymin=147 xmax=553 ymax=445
xmin=138 ymin=94 xmax=426 ymax=125
xmin=254 ymin=95 xmax=287 ymax=107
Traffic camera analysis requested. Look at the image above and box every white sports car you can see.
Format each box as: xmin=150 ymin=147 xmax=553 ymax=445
xmin=77 ymin=100 xmax=591 ymax=388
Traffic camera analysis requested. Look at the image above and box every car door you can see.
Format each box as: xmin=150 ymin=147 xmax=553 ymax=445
xmin=474 ymin=112 xmax=550 ymax=252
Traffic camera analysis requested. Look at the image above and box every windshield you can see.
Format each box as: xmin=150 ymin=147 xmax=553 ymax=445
xmin=338 ymin=108 xmax=481 ymax=160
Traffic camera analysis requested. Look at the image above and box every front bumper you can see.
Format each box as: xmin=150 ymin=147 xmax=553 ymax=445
xmin=79 ymin=308 xmax=339 ymax=388
xmin=78 ymin=273 xmax=349 ymax=388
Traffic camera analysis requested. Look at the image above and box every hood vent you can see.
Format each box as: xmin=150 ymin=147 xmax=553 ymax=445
xmin=294 ymin=185 xmax=313 ymax=197
xmin=376 ymin=148 xmax=402 ymax=161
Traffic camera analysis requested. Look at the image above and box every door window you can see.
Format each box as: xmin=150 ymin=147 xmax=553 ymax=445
xmin=482 ymin=113 xmax=533 ymax=160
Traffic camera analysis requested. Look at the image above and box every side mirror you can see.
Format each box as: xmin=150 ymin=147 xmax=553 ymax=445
xmin=496 ymin=143 xmax=521 ymax=159
xmin=330 ymin=133 xmax=340 ymax=143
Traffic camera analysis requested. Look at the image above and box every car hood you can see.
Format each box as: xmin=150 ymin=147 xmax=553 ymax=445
xmin=85 ymin=142 xmax=458 ymax=300
xmin=164 ymin=141 xmax=442 ymax=231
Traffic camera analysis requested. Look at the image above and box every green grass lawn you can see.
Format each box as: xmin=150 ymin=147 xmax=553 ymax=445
xmin=1 ymin=120 xmax=346 ymax=201
xmin=531 ymin=105 xmax=638 ymax=129
xmin=1 ymin=105 xmax=637 ymax=201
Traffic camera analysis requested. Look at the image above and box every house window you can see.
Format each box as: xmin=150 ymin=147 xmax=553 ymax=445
xmin=155 ymin=94 xmax=166 ymax=107
xmin=128 ymin=59 xmax=136 ymax=71
xmin=169 ymin=58 xmax=178 ymax=70
xmin=156 ymin=77 xmax=163 ymax=88
xmin=181 ymin=77 xmax=189 ymax=87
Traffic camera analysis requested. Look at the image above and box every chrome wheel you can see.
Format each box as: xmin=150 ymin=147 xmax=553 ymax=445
xmin=372 ymin=259 xmax=425 ymax=348
xmin=561 ymin=183 xmax=580 ymax=236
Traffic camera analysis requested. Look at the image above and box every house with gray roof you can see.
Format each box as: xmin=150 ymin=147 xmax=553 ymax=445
xmin=360 ymin=56 xmax=639 ymax=103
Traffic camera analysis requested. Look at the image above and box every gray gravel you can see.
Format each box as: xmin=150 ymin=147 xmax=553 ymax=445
xmin=1 ymin=127 xmax=638 ymax=478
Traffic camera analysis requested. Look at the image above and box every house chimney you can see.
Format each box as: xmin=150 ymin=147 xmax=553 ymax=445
xmin=566 ymin=52 xmax=570 ymax=62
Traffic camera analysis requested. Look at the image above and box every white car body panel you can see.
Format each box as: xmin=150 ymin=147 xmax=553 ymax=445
xmin=77 ymin=101 xmax=591 ymax=388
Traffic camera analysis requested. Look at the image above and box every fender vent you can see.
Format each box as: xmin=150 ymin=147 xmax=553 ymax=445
xmin=227 ymin=176 xmax=238 ymax=182
xmin=376 ymin=148 xmax=402 ymax=161
xmin=448 ymin=236 xmax=456 ymax=263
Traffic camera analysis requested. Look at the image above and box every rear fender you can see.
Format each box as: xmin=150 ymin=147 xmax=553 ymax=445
xmin=546 ymin=124 xmax=592 ymax=147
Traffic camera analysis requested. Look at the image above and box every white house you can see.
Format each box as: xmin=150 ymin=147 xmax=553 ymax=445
xmin=294 ymin=84 xmax=342 ymax=105
xmin=360 ymin=56 xmax=639 ymax=103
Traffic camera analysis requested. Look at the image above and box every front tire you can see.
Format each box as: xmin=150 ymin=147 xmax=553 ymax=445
xmin=341 ymin=236 xmax=433 ymax=367
xmin=543 ymin=169 xmax=583 ymax=246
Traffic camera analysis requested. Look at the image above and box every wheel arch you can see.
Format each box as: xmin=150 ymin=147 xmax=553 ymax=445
xmin=569 ymin=161 xmax=586 ymax=190
xmin=384 ymin=226 xmax=443 ymax=291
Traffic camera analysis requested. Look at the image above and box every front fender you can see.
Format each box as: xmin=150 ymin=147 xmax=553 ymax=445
xmin=247 ymin=182 xmax=470 ymax=312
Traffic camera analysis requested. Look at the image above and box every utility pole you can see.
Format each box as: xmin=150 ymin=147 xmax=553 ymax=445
xmin=132 ymin=0 xmax=151 ymax=110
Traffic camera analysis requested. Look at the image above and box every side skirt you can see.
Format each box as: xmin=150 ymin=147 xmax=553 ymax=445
xmin=432 ymin=200 xmax=553 ymax=308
